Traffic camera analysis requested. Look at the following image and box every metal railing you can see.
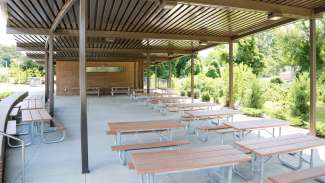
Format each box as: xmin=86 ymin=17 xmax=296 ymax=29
xmin=0 ymin=131 xmax=25 ymax=183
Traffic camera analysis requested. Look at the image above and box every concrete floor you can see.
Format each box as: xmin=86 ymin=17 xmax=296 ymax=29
xmin=4 ymin=95 xmax=325 ymax=183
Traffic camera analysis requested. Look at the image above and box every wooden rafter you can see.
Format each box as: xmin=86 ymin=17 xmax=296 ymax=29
xmin=7 ymin=27 xmax=231 ymax=42
xmin=50 ymin=0 xmax=77 ymax=32
xmin=16 ymin=47 xmax=192 ymax=54
xmin=173 ymin=0 xmax=315 ymax=18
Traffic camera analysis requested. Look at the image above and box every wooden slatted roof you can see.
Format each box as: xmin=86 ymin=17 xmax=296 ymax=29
xmin=4 ymin=0 xmax=325 ymax=63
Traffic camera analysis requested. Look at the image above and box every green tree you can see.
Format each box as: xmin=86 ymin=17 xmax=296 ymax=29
xmin=235 ymin=37 xmax=264 ymax=75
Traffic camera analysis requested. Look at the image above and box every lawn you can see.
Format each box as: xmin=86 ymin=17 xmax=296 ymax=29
xmin=317 ymin=102 xmax=325 ymax=123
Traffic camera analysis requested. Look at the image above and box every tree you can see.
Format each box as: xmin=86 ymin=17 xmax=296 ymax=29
xmin=235 ymin=37 xmax=264 ymax=75
xmin=277 ymin=18 xmax=325 ymax=76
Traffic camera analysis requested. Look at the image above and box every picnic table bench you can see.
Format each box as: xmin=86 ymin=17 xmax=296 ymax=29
xmin=24 ymin=95 xmax=43 ymax=100
xmin=235 ymin=133 xmax=325 ymax=183
xmin=70 ymin=87 xmax=103 ymax=96
xmin=268 ymin=165 xmax=325 ymax=183
xmin=131 ymin=145 xmax=251 ymax=183
xmin=111 ymin=86 xmax=130 ymax=96
xmin=161 ymin=102 xmax=216 ymax=113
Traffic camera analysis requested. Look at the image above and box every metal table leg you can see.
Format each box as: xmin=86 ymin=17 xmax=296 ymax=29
xmin=259 ymin=156 xmax=265 ymax=183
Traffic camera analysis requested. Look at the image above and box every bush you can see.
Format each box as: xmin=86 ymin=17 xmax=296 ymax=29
xmin=0 ymin=91 xmax=12 ymax=100
xmin=201 ymin=93 xmax=210 ymax=102
xmin=241 ymin=107 xmax=264 ymax=117
xmin=316 ymin=123 xmax=325 ymax=137
xmin=180 ymin=91 xmax=186 ymax=96
xmin=289 ymin=72 xmax=309 ymax=121
xmin=270 ymin=77 xmax=283 ymax=84
xmin=242 ymin=78 xmax=265 ymax=109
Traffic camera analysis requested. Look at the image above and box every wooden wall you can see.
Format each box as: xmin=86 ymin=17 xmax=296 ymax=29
xmin=56 ymin=61 xmax=143 ymax=96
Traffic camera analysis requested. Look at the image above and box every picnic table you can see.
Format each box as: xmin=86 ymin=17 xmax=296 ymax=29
xmin=184 ymin=108 xmax=240 ymax=124
xmin=131 ymin=145 xmax=251 ymax=183
xmin=21 ymin=109 xmax=53 ymax=143
xmin=20 ymin=99 xmax=44 ymax=110
xmin=235 ymin=133 xmax=325 ymax=183
xmin=224 ymin=119 xmax=288 ymax=139
xmin=107 ymin=119 xmax=185 ymax=145
xmin=161 ymin=102 xmax=216 ymax=113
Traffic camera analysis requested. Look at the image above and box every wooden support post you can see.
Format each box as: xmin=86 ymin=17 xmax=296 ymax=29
xmin=191 ymin=53 xmax=195 ymax=102
xmin=229 ymin=40 xmax=234 ymax=108
xmin=79 ymin=0 xmax=89 ymax=174
xmin=168 ymin=62 xmax=172 ymax=88
xmin=155 ymin=65 xmax=158 ymax=89
xmin=147 ymin=69 xmax=150 ymax=94
xmin=309 ymin=19 xmax=317 ymax=135
xmin=48 ymin=35 xmax=54 ymax=116
xmin=44 ymin=49 xmax=49 ymax=103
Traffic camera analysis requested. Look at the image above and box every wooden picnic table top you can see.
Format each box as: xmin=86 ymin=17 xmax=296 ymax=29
xmin=185 ymin=108 xmax=240 ymax=118
xmin=107 ymin=119 xmax=185 ymax=133
xmin=131 ymin=145 xmax=251 ymax=174
xmin=224 ymin=119 xmax=288 ymax=130
xmin=25 ymin=95 xmax=43 ymax=100
xmin=21 ymin=109 xmax=52 ymax=122
xmin=235 ymin=133 xmax=325 ymax=156
xmin=20 ymin=99 xmax=44 ymax=110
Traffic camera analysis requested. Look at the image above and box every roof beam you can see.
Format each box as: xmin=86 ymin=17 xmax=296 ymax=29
xmin=26 ymin=54 xmax=174 ymax=62
xmin=50 ymin=0 xmax=77 ymax=32
xmin=173 ymin=0 xmax=315 ymax=18
xmin=16 ymin=46 xmax=192 ymax=54
xmin=7 ymin=27 xmax=231 ymax=42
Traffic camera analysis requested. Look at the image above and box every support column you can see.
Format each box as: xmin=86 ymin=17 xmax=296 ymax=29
xmin=228 ymin=40 xmax=234 ymax=108
xmin=309 ymin=19 xmax=317 ymax=135
xmin=79 ymin=0 xmax=89 ymax=174
xmin=44 ymin=49 xmax=49 ymax=103
xmin=146 ymin=68 xmax=150 ymax=94
xmin=191 ymin=53 xmax=195 ymax=101
xmin=168 ymin=62 xmax=172 ymax=88
xmin=48 ymin=36 xmax=54 ymax=116
xmin=155 ymin=65 xmax=158 ymax=89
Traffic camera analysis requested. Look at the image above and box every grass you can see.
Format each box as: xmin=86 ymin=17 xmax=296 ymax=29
xmin=317 ymin=102 xmax=325 ymax=123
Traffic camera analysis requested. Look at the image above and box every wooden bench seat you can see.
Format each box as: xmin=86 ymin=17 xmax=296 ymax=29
xmin=112 ymin=140 xmax=191 ymax=151
xmin=112 ymin=140 xmax=191 ymax=165
xmin=6 ymin=120 xmax=16 ymax=135
xmin=9 ymin=107 xmax=19 ymax=118
xmin=268 ymin=165 xmax=325 ymax=183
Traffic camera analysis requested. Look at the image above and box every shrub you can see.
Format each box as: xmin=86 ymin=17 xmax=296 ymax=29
xmin=270 ymin=77 xmax=283 ymax=84
xmin=201 ymin=93 xmax=210 ymax=102
xmin=194 ymin=90 xmax=200 ymax=99
xmin=316 ymin=123 xmax=325 ymax=137
xmin=288 ymin=72 xmax=309 ymax=121
xmin=180 ymin=91 xmax=186 ymax=96
xmin=241 ymin=107 xmax=264 ymax=117
xmin=0 ymin=91 xmax=12 ymax=100
xmin=242 ymin=78 xmax=265 ymax=109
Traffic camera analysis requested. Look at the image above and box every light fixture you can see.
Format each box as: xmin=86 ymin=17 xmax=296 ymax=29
xmin=159 ymin=0 xmax=177 ymax=10
xmin=199 ymin=40 xmax=209 ymax=46
xmin=105 ymin=37 xmax=115 ymax=43
xmin=267 ymin=12 xmax=283 ymax=21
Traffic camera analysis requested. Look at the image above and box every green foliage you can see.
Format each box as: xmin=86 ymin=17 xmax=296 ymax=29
xmin=235 ymin=37 xmax=264 ymax=75
xmin=201 ymin=93 xmax=210 ymax=102
xmin=270 ymin=77 xmax=283 ymax=84
xmin=0 ymin=91 xmax=12 ymax=100
xmin=289 ymin=72 xmax=310 ymax=122
xmin=241 ymin=107 xmax=264 ymax=117
xmin=180 ymin=91 xmax=186 ymax=96
xmin=242 ymin=78 xmax=265 ymax=109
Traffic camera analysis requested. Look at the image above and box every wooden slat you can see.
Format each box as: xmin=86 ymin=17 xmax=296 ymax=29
xmin=21 ymin=110 xmax=33 ymax=122
xmin=268 ymin=166 xmax=325 ymax=183
xmin=111 ymin=140 xmax=191 ymax=151
xmin=223 ymin=119 xmax=288 ymax=130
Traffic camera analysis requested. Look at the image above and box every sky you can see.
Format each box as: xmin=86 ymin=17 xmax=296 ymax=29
xmin=0 ymin=4 xmax=15 ymax=46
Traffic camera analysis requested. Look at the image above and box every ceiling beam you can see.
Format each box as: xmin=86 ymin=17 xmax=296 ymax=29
xmin=16 ymin=46 xmax=192 ymax=54
xmin=173 ymin=0 xmax=315 ymax=18
xmin=51 ymin=0 xmax=77 ymax=32
xmin=7 ymin=27 xmax=231 ymax=42
xmin=26 ymin=54 xmax=174 ymax=62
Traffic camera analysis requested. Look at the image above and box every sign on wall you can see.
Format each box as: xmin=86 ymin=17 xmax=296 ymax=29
xmin=86 ymin=66 xmax=124 ymax=73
